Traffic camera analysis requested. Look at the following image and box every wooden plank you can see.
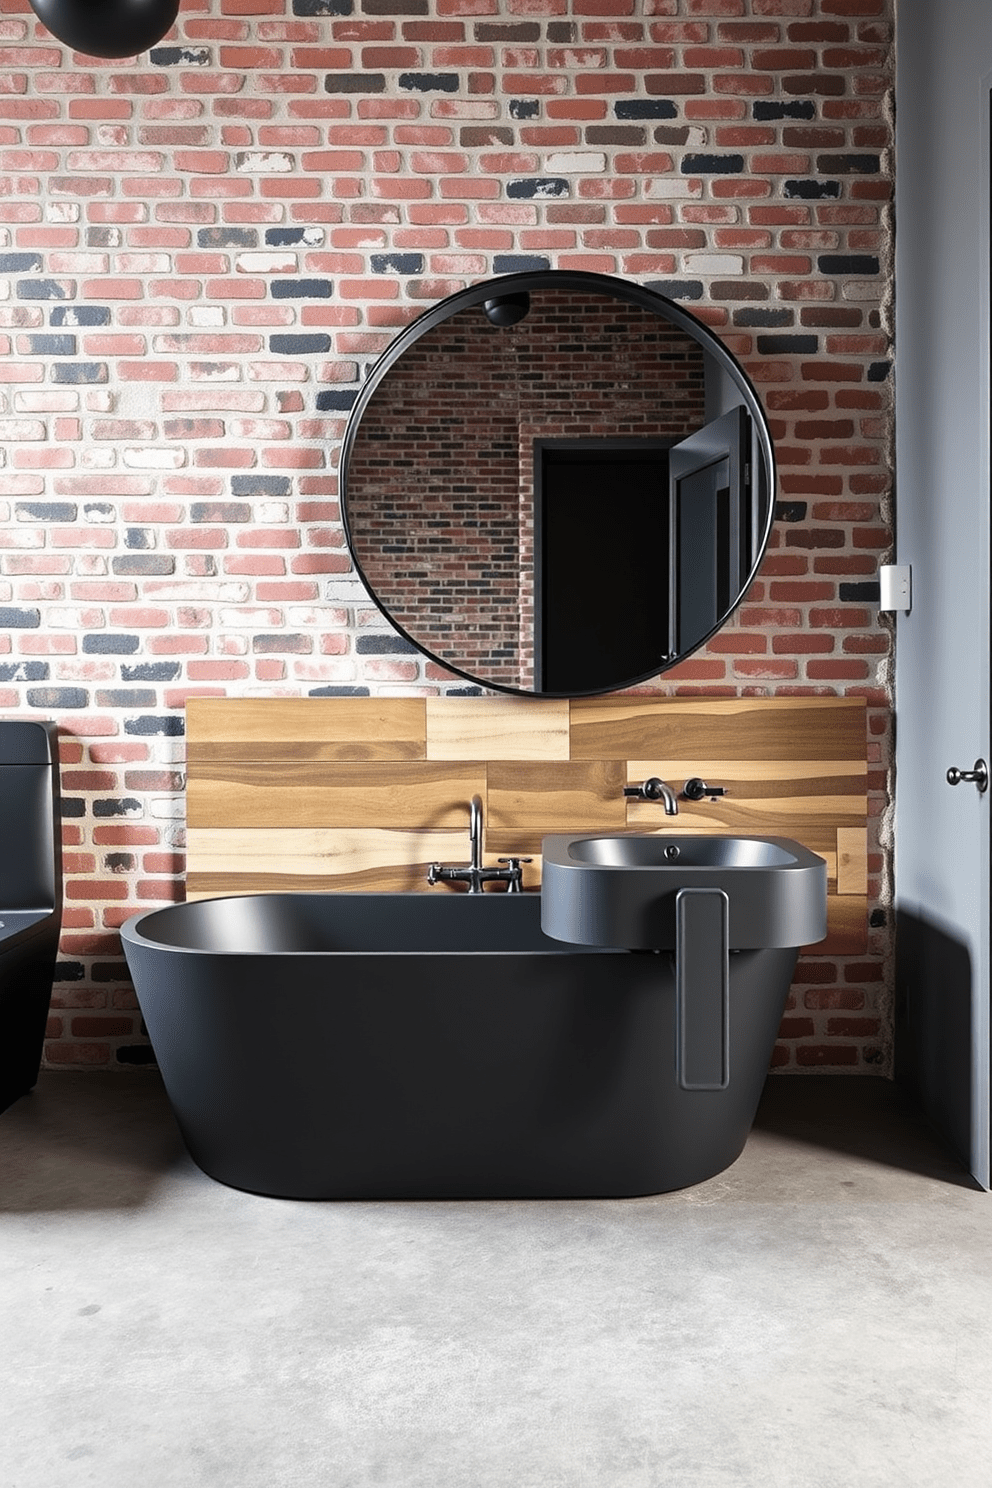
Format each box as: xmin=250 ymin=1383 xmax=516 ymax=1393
xmin=803 ymin=895 xmax=867 ymax=955
xmin=570 ymin=696 xmax=866 ymax=762
xmin=187 ymin=761 xmax=484 ymax=829
xmin=488 ymin=761 xmax=627 ymax=833
xmin=186 ymin=697 xmax=426 ymax=762
xmin=186 ymin=829 xmax=542 ymax=896
xmin=836 ymin=826 xmax=868 ymax=895
xmin=425 ymin=696 xmax=570 ymax=760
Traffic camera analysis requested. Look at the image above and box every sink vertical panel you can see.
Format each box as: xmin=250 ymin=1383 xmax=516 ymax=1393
xmin=676 ymin=887 xmax=730 ymax=1090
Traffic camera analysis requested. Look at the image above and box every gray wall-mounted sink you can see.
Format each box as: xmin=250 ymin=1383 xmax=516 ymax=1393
xmin=541 ymin=833 xmax=827 ymax=950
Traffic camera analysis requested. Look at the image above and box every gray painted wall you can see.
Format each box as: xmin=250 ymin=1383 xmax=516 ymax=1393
xmin=894 ymin=0 xmax=991 ymax=1185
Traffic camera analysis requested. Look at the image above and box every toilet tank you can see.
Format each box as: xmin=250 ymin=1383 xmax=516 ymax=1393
xmin=0 ymin=721 xmax=61 ymax=914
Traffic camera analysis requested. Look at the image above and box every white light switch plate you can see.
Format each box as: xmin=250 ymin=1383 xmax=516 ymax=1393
xmin=879 ymin=563 xmax=912 ymax=612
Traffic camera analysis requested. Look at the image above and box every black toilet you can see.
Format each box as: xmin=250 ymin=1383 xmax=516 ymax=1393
xmin=0 ymin=720 xmax=62 ymax=1113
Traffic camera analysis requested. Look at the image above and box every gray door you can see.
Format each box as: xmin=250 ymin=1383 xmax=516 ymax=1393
xmin=669 ymin=405 xmax=749 ymax=656
xmin=895 ymin=0 xmax=991 ymax=1187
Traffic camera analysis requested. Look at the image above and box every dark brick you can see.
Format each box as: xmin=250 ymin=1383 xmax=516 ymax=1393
xmin=0 ymin=661 xmax=49 ymax=682
xmin=190 ymin=501 xmax=251 ymax=522
xmin=460 ymin=127 xmax=514 ymax=147
xmin=509 ymin=100 xmax=540 ymax=120
xmin=265 ymin=227 xmax=324 ymax=246
xmin=124 ymin=715 xmax=184 ymax=736
xmin=0 ymin=607 xmax=40 ymax=628
xmin=116 ymin=1045 xmax=158 ymax=1066
xmin=270 ymin=278 xmax=333 ymax=298
xmin=121 ymin=662 xmax=182 ymax=682
xmin=816 ymin=153 xmax=881 ymax=174
xmin=839 ymin=582 xmax=881 ymax=602
xmin=316 ymin=390 xmax=358 ymax=411
xmin=51 ymin=362 xmax=108 ymax=384
xmin=0 ymin=253 xmax=42 ymax=272
xmin=16 ymin=279 xmax=73 ymax=301
xmin=307 ymin=685 xmax=371 ymax=696
xmin=125 ymin=527 xmax=153 ymax=550
xmin=818 ymin=255 xmax=880 ymax=275
xmin=55 ymin=961 xmax=86 ymax=982
xmin=15 ymin=502 xmax=77 ymax=521
xmin=96 ymin=689 xmax=158 ymax=707
xmin=370 ymin=253 xmax=425 ymax=273
xmin=711 ymin=280 xmax=770 ymax=301
xmin=104 ymin=852 xmax=135 ymax=872
xmin=363 ymin=0 xmax=427 ymax=12
xmin=197 ymin=226 xmax=258 ymax=248
xmin=753 ymin=100 xmax=816 ymax=120
xmin=757 ymin=334 xmax=819 ymax=354
xmin=150 ymin=46 xmax=211 ymax=65
xmin=60 ymin=798 xmax=85 ymax=817
xmin=112 ymin=555 xmax=175 ymax=576
xmin=23 ymin=334 xmax=76 ymax=355
xmin=294 ymin=0 xmax=353 ymax=13
xmin=869 ymin=908 xmax=886 ymax=928
xmin=545 ymin=23 xmax=576 ymax=43
xmin=90 ymin=962 xmax=129 ymax=983
xmin=682 ymin=154 xmax=744 ymax=174
xmin=475 ymin=23 xmax=541 ymax=40
xmin=355 ymin=634 xmax=419 ymax=655
xmin=324 ymin=73 xmax=385 ymax=92
xmin=26 ymin=686 xmax=88 ymax=708
xmin=867 ymin=360 xmax=891 ymax=382
xmin=82 ymin=634 xmax=140 ymax=654
xmin=645 ymin=279 xmax=703 ymax=301
xmin=616 ymin=99 xmax=678 ymax=119
xmin=784 ymin=179 xmax=841 ymax=199
xmin=252 ymin=634 xmax=311 ymax=654
xmin=83 ymin=503 xmax=114 ymax=521
xmin=231 ymin=475 xmax=291 ymax=497
xmin=734 ymin=308 xmax=794 ymax=327
xmin=775 ymin=502 xmax=808 ymax=523
xmin=399 ymin=72 xmax=460 ymax=91
xmin=507 ymin=178 xmax=569 ymax=199
xmin=93 ymin=798 xmax=142 ymax=817
xmin=586 ymin=126 xmax=646 ymax=146
xmin=653 ymin=126 xmax=692 ymax=145
xmin=493 ymin=254 xmax=550 ymax=273
xmin=269 ymin=334 xmax=332 ymax=354
xmin=445 ymin=687 xmax=484 ymax=696
xmin=50 ymin=305 xmax=110 ymax=326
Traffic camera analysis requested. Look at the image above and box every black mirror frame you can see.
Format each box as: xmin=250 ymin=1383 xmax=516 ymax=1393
xmin=339 ymin=269 xmax=777 ymax=699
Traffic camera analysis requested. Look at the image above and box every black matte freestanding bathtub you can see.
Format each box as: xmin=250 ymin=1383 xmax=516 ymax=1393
xmin=120 ymin=891 xmax=803 ymax=1200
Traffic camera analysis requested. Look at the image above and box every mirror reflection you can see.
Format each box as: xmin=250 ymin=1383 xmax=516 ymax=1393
xmin=342 ymin=273 xmax=774 ymax=696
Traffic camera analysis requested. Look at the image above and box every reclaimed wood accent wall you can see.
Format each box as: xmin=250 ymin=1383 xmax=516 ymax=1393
xmin=185 ymin=695 xmax=867 ymax=954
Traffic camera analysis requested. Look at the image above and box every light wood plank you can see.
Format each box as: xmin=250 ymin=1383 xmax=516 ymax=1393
xmin=570 ymin=696 xmax=866 ymax=762
xmin=488 ymin=761 xmax=627 ymax=833
xmin=626 ymin=794 xmax=865 ymax=832
xmin=186 ymin=697 xmax=426 ymax=762
xmin=187 ymin=761 xmax=484 ymax=829
xmin=425 ymin=696 xmax=570 ymax=760
xmin=836 ymin=827 xmax=868 ymax=895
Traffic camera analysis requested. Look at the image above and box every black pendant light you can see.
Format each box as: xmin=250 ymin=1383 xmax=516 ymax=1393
xmin=28 ymin=0 xmax=179 ymax=58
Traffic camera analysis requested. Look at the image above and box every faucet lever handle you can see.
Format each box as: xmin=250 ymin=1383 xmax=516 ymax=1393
xmin=682 ymin=777 xmax=727 ymax=802
xmin=623 ymin=777 xmax=667 ymax=801
xmin=497 ymin=856 xmax=533 ymax=867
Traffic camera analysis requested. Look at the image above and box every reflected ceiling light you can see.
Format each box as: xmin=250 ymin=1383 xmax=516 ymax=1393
xmin=482 ymin=292 xmax=531 ymax=328
xmin=28 ymin=0 xmax=179 ymax=58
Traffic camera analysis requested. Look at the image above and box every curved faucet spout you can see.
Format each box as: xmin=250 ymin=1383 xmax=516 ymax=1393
xmin=469 ymin=793 xmax=483 ymax=872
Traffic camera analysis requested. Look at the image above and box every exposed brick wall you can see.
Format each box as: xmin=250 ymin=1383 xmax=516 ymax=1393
xmin=0 ymin=0 xmax=894 ymax=1075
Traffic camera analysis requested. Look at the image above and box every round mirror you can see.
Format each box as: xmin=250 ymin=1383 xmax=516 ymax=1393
xmin=341 ymin=270 xmax=775 ymax=697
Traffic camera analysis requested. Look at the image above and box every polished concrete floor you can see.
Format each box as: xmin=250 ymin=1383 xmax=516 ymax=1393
xmin=1 ymin=1073 xmax=989 ymax=1488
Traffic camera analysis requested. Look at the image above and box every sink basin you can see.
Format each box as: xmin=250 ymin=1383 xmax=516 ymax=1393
xmin=541 ymin=833 xmax=827 ymax=950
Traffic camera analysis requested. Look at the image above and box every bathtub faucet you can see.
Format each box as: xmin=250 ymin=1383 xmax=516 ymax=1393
xmin=623 ymin=777 xmax=679 ymax=814
xmin=427 ymin=794 xmax=531 ymax=893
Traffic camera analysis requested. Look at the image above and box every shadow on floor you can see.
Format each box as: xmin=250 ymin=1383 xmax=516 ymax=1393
xmin=0 ymin=1071 xmax=188 ymax=1215
xmin=753 ymin=1075 xmax=983 ymax=1191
